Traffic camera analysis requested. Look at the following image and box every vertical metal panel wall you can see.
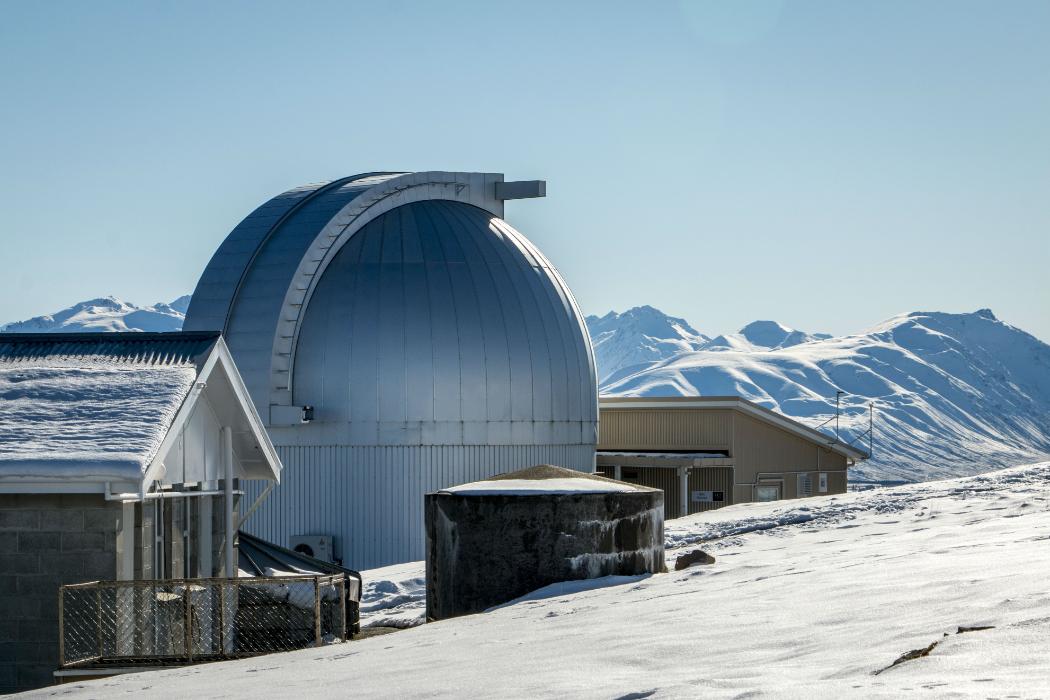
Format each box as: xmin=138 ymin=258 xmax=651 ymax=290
xmin=623 ymin=467 xmax=681 ymax=518
xmin=686 ymin=468 xmax=734 ymax=515
xmin=244 ymin=444 xmax=595 ymax=569
xmin=731 ymin=412 xmax=849 ymax=502
xmin=599 ymin=409 xmax=733 ymax=451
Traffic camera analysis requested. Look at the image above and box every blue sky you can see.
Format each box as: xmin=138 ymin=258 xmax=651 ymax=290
xmin=1 ymin=1 xmax=1047 ymax=340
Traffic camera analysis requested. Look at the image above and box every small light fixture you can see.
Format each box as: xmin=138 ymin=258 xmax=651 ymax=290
xmin=301 ymin=405 xmax=315 ymax=423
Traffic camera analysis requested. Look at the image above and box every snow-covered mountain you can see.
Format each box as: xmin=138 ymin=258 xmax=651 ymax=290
xmin=707 ymin=320 xmax=831 ymax=352
xmin=5 ymin=297 xmax=1047 ymax=483
xmin=587 ymin=307 xmax=1050 ymax=482
xmin=587 ymin=306 xmax=710 ymax=384
xmin=0 ymin=296 xmax=189 ymax=333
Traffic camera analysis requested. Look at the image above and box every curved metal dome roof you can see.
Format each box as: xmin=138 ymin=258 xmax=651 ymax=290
xmin=184 ymin=172 xmax=597 ymax=448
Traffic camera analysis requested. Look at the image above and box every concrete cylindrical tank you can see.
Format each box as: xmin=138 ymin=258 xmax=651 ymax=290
xmin=425 ymin=465 xmax=664 ymax=621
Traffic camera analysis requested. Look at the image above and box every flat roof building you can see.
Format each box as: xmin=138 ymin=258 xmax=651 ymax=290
xmin=597 ymin=396 xmax=867 ymax=518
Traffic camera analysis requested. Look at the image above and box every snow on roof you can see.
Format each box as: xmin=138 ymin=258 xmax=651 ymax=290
xmin=441 ymin=477 xmax=643 ymax=496
xmin=0 ymin=333 xmax=217 ymax=482
xmin=597 ymin=451 xmax=728 ymax=459
xmin=439 ymin=464 xmax=651 ymax=496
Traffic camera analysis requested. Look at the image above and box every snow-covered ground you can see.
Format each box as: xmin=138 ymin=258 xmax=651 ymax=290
xmin=31 ymin=462 xmax=1050 ymax=698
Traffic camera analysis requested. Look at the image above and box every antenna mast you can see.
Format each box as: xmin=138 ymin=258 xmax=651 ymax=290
xmin=869 ymin=402 xmax=874 ymax=458
xmin=835 ymin=390 xmax=844 ymax=440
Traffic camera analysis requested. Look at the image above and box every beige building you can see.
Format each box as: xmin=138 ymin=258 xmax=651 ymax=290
xmin=596 ymin=397 xmax=867 ymax=519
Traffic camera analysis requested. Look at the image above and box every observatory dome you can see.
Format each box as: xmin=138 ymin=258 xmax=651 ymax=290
xmin=185 ymin=172 xmax=597 ymax=567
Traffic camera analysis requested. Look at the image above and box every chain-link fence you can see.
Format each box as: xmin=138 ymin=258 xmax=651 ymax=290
xmin=59 ymin=575 xmax=347 ymax=667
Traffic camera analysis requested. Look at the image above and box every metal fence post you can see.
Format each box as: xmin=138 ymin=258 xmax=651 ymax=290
xmin=57 ymin=587 xmax=65 ymax=666
xmin=96 ymin=587 xmax=103 ymax=661
xmin=339 ymin=577 xmax=347 ymax=641
xmin=184 ymin=582 xmax=193 ymax=662
xmin=314 ymin=578 xmax=322 ymax=647
xmin=219 ymin=581 xmax=226 ymax=656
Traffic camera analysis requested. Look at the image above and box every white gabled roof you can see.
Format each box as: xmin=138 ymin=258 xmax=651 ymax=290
xmin=0 ymin=332 xmax=281 ymax=494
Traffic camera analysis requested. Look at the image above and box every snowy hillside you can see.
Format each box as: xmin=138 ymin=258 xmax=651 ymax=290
xmin=0 ymin=296 xmax=188 ymax=333
xmin=5 ymin=297 xmax=1047 ymax=483
xmin=586 ymin=306 xmax=710 ymax=384
xmin=36 ymin=461 xmax=1050 ymax=698
xmin=588 ymin=308 xmax=1050 ymax=482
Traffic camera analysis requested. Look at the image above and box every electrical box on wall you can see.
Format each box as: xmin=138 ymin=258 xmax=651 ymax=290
xmin=289 ymin=534 xmax=335 ymax=563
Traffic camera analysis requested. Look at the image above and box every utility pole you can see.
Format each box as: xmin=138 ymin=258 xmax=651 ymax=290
xmin=835 ymin=390 xmax=844 ymax=440
xmin=869 ymin=402 xmax=874 ymax=458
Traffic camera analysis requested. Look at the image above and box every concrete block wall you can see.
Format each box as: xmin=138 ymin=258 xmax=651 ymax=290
xmin=0 ymin=493 xmax=120 ymax=694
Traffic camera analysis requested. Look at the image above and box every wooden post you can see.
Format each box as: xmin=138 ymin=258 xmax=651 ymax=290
xmin=314 ymin=578 xmax=322 ymax=646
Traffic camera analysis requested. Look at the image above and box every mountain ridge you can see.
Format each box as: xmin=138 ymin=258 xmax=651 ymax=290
xmin=1 ymin=296 xmax=189 ymax=333
xmin=588 ymin=306 xmax=1050 ymax=482
xmin=4 ymin=297 xmax=1046 ymax=482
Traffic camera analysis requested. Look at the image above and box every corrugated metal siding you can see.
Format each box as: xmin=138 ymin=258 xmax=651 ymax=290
xmin=686 ymin=468 xmax=733 ymax=514
xmin=623 ymin=467 xmax=681 ymax=518
xmin=731 ymin=413 xmax=850 ymax=500
xmin=821 ymin=452 xmax=848 ymax=471
xmin=733 ymin=412 xmax=822 ymax=484
xmin=733 ymin=484 xmax=755 ymax=504
xmin=241 ymin=443 xmax=595 ymax=570
xmin=598 ymin=409 xmax=732 ymax=451
xmin=826 ymin=470 xmax=848 ymax=494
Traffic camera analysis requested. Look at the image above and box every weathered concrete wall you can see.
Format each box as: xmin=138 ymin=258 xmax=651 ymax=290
xmin=0 ymin=493 xmax=120 ymax=694
xmin=425 ymin=490 xmax=664 ymax=622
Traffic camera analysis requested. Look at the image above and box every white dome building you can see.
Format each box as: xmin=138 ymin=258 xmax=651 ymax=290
xmin=185 ymin=172 xmax=598 ymax=567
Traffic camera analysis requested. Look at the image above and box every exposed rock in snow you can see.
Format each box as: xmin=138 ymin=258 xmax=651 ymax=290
xmin=1 ymin=295 xmax=187 ymax=333
xmin=38 ymin=461 xmax=1050 ymax=698
xmin=590 ymin=307 xmax=1050 ymax=482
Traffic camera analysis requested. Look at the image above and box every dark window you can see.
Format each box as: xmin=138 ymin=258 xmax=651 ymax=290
xmin=622 ymin=468 xmax=639 ymax=481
